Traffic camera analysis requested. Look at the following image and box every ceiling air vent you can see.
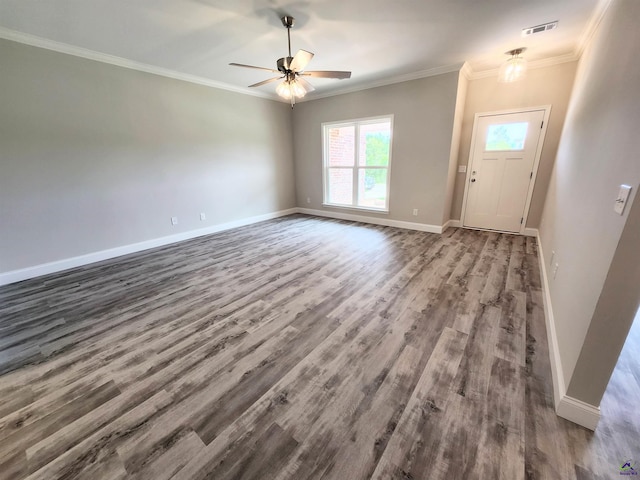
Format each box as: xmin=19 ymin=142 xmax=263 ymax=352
xmin=522 ymin=21 xmax=558 ymax=37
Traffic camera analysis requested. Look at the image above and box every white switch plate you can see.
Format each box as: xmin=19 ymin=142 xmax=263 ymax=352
xmin=412 ymin=208 xmax=418 ymax=216
xmin=171 ymin=216 xmax=178 ymax=225
xmin=458 ymin=165 xmax=467 ymax=173
xmin=200 ymin=213 xmax=206 ymax=221
xmin=614 ymin=184 xmax=632 ymax=215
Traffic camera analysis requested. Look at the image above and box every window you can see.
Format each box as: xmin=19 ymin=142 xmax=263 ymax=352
xmin=322 ymin=116 xmax=393 ymax=212
xmin=485 ymin=122 xmax=528 ymax=151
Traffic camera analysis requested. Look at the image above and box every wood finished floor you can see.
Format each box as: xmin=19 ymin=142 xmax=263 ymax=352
xmin=0 ymin=214 xmax=636 ymax=479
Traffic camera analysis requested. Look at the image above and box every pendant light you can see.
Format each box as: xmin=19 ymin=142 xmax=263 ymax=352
xmin=498 ymin=48 xmax=527 ymax=83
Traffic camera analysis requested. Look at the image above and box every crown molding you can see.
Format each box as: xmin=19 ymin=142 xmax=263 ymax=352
xmin=0 ymin=26 xmax=462 ymax=104
xmin=466 ymin=52 xmax=579 ymax=80
xmin=299 ymin=63 xmax=464 ymax=102
xmin=0 ymin=27 xmax=276 ymax=101
xmin=459 ymin=61 xmax=473 ymax=81
xmin=576 ymin=0 xmax=614 ymax=57
xmin=0 ymin=0 xmax=609 ymax=104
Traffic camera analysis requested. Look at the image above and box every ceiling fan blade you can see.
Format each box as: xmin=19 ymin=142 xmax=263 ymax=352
xmin=289 ymin=49 xmax=314 ymax=72
xmin=296 ymin=76 xmax=315 ymax=93
xmin=248 ymin=77 xmax=283 ymax=88
xmin=302 ymin=70 xmax=352 ymax=79
xmin=230 ymin=63 xmax=279 ymax=73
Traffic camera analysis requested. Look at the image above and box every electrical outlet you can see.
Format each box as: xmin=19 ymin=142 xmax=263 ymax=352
xmin=171 ymin=216 xmax=178 ymax=226
xmin=306 ymin=197 xmax=311 ymax=204
xmin=200 ymin=213 xmax=206 ymax=221
xmin=412 ymin=208 xmax=418 ymax=216
xmin=458 ymin=165 xmax=467 ymax=173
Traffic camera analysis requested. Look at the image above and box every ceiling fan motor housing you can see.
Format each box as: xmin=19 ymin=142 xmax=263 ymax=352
xmin=277 ymin=57 xmax=294 ymax=73
xmin=281 ymin=16 xmax=295 ymax=29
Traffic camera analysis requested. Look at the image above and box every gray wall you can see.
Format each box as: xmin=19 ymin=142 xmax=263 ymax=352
xmin=451 ymin=61 xmax=577 ymax=227
xmin=292 ymin=72 xmax=460 ymax=227
xmin=0 ymin=39 xmax=295 ymax=273
xmin=538 ymin=0 xmax=640 ymax=406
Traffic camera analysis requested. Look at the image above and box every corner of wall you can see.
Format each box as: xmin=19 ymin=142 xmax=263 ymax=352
xmin=442 ymin=69 xmax=469 ymax=224
xmin=556 ymin=397 xmax=601 ymax=431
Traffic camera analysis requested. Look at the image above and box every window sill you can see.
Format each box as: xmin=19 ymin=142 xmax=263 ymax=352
xmin=321 ymin=203 xmax=389 ymax=215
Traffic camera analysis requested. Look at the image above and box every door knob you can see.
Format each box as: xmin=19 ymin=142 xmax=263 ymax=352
xmin=471 ymin=179 xmax=476 ymax=183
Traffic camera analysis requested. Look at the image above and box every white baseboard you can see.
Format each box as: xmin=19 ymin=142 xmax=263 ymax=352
xmin=446 ymin=222 xmax=536 ymax=237
xmin=0 ymin=208 xmax=298 ymax=286
xmin=443 ymin=219 xmax=462 ymax=231
xmin=536 ymin=232 xmax=566 ymax=410
xmin=556 ymin=396 xmax=601 ymax=431
xmin=297 ymin=208 xmax=444 ymax=234
xmin=0 ymin=208 xmax=452 ymax=286
xmin=536 ymin=231 xmax=601 ymax=431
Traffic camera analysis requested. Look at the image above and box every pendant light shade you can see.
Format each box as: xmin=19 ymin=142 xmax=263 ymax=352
xmin=498 ymin=48 xmax=528 ymax=83
xmin=276 ymin=77 xmax=308 ymax=100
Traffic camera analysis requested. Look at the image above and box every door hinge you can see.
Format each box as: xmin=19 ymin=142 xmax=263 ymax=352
xmin=541 ymin=121 xmax=544 ymax=129
xmin=520 ymin=217 xmax=524 ymax=224
xmin=530 ymin=172 xmax=533 ymax=179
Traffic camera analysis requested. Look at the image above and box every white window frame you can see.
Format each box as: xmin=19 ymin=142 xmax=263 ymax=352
xmin=322 ymin=115 xmax=394 ymax=213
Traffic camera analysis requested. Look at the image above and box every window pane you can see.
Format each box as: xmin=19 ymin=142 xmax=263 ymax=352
xmin=328 ymin=126 xmax=355 ymax=166
xmin=485 ymin=122 xmax=528 ymax=151
xmin=328 ymin=168 xmax=353 ymax=205
xmin=358 ymin=122 xmax=391 ymax=166
xmin=357 ymin=168 xmax=387 ymax=209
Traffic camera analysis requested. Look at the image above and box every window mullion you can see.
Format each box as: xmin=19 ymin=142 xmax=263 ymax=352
xmin=353 ymin=123 xmax=359 ymax=206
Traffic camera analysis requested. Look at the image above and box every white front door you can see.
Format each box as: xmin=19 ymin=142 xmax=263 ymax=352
xmin=463 ymin=109 xmax=547 ymax=233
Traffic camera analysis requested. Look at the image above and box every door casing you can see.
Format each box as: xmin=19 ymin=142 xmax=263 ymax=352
xmin=460 ymin=105 xmax=552 ymax=235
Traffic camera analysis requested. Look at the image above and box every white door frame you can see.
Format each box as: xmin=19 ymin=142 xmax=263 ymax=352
xmin=460 ymin=105 xmax=552 ymax=235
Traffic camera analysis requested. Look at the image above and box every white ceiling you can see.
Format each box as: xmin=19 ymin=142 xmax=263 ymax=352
xmin=0 ymin=0 xmax=604 ymax=101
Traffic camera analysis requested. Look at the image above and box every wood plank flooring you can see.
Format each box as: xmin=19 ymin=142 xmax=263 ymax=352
xmin=0 ymin=214 xmax=636 ymax=479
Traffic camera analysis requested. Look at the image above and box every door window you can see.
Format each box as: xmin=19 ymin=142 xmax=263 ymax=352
xmin=485 ymin=122 xmax=528 ymax=151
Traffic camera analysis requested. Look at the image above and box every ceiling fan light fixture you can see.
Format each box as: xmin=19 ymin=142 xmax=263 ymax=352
xmin=276 ymin=80 xmax=293 ymax=99
xmin=498 ymin=48 xmax=528 ymax=83
xmin=291 ymin=79 xmax=307 ymax=97
xmin=276 ymin=78 xmax=307 ymax=100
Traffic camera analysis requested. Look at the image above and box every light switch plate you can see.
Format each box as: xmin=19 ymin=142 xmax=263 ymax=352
xmin=458 ymin=165 xmax=467 ymax=173
xmin=614 ymin=184 xmax=632 ymax=215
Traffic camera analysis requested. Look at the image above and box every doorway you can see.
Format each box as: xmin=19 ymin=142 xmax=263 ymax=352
xmin=596 ymin=307 xmax=640 ymax=452
xmin=461 ymin=107 xmax=551 ymax=234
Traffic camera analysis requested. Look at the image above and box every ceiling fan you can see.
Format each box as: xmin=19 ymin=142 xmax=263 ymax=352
xmin=230 ymin=15 xmax=351 ymax=107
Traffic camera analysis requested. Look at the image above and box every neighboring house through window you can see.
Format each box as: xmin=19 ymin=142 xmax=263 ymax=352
xmin=322 ymin=115 xmax=393 ymax=212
